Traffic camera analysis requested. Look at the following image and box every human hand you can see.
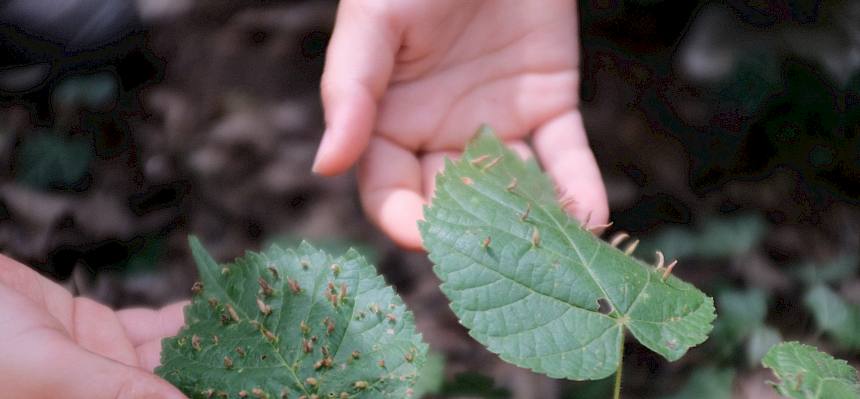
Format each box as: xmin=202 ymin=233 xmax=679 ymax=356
xmin=314 ymin=0 xmax=609 ymax=250
xmin=0 ymin=255 xmax=187 ymax=399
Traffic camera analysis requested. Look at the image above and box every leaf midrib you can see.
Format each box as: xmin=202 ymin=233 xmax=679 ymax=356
xmin=452 ymin=153 xmax=676 ymax=325
xmin=323 ymin=254 xmax=363 ymax=390
xmin=442 ymin=150 xmax=715 ymax=348
xmin=428 ymin=216 xmax=612 ymax=321
xmin=439 ymin=169 xmax=622 ymax=319
xmin=197 ymin=249 xmax=310 ymax=397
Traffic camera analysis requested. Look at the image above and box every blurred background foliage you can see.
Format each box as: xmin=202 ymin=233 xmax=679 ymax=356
xmin=0 ymin=0 xmax=858 ymax=398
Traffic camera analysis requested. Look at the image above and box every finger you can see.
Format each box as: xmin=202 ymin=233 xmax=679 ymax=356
xmin=73 ymin=297 xmax=139 ymax=367
xmin=116 ymin=301 xmax=187 ymax=346
xmin=505 ymin=140 xmax=534 ymax=161
xmin=533 ymin=111 xmax=609 ymax=228
xmin=358 ymin=137 xmax=425 ymax=251
xmin=313 ymin=1 xmax=402 ymax=175
xmin=136 ymin=339 xmax=164 ymax=372
xmin=419 ymin=141 xmax=532 ymax=200
xmin=420 ymin=151 xmax=459 ymax=200
xmin=3 ymin=331 xmax=186 ymax=399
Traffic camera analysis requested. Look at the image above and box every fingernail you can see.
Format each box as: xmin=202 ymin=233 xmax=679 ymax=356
xmin=311 ymin=129 xmax=330 ymax=174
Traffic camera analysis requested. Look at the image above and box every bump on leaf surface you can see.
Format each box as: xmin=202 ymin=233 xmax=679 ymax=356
xmin=156 ymin=237 xmax=427 ymax=398
xmin=419 ymin=127 xmax=715 ymax=380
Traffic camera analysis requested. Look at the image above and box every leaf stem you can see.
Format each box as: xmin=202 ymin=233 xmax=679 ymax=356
xmin=613 ymin=336 xmax=624 ymax=399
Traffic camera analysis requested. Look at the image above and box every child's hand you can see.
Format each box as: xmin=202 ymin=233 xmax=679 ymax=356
xmin=0 ymin=255 xmax=187 ymax=399
xmin=314 ymin=0 xmax=608 ymax=250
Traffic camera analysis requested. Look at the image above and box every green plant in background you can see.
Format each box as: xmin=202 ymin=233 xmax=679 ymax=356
xmin=638 ymin=213 xmax=767 ymax=261
xmin=52 ymin=72 xmax=118 ymax=111
xmin=119 ymin=236 xmax=168 ymax=275
xmin=437 ymin=372 xmax=510 ymax=398
xmin=412 ymin=352 xmax=445 ymax=398
xmin=14 ymin=72 xmax=120 ymax=192
xmin=562 ymin=378 xmax=615 ymax=399
xmin=659 ymin=367 xmax=734 ymax=399
xmin=746 ymin=325 xmax=782 ymax=368
xmin=762 ymin=342 xmax=860 ymax=399
xmin=792 ymin=255 xmax=859 ymax=286
xmin=16 ymin=130 xmax=93 ymax=190
xmin=156 ymin=237 xmax=427 ymax=398
xmin=804 ymin=284 xmax=860 ymax=350
xmin=709 ymin=288 xmax=783 ymax=367
xmin=415 ymin=357 xmax=512 ymax=399
xmin=419 ymin=128 xmax=716 ymax=398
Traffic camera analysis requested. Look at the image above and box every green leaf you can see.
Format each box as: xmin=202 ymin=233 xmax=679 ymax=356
xmin=804 ymin=284 xmax=860 ymax=350
xmin=792 ymin=255 xmax=858 ymax=286
xmin=265 ymin=235 xmax=380 ymax=266
xmin=711 ymin=289 xmax=767 ymax=356
xmin=440 ymin=372 xmax=510 ymax=398
xmin=639 ymin=213 xmax=767 ymax=260
xmin=419 ymin=128 xmax=716 ymax=380
xmin=660 ymin=367 xmax=734 ymax=399
xmin=52 ymin=72 xmax=118 ymax=110
xmin=16 ymin=130 xmax=93 ymax=189
xmin=562 ymin=378 xmax=615 ymax=399
xmin=120 ymin=236 xmax=167 ymax=276
xmin=412 ymin=352 xmax=445 ymax=398
xmin=746 ymin=326 xmax=782 ymax=367
xmin=762 ymin=342 xmax=860 ymax=399
xmin=156 ymin=237 xmax=428 ymax=398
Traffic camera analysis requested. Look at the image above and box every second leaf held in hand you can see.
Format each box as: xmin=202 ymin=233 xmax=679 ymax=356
xmin=420 ymin=128 xmax=715 ymax=380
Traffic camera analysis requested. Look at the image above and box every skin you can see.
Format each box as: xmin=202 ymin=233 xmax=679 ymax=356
xmin=0 ymin=254 xmax=187 ymax=398
xmin=1 ymin=0 xmax=609 ymax=395
xmin=314 ymin=0 xmax=609 ymax=250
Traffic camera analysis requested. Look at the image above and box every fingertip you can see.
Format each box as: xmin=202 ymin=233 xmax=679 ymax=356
xmin=505 ymin=140 xmax=534 ymax=161
xmin=365 ymin=188 xmax=426 ymax=251
xmin=159 ymin=301 xmax=188 ymax=333
xmin=419 ymin=151 xmax=460 ymax=200
xmin=312 ymin=127 xmax=367 ymax=176
xmin=311 ymin=129 xmax=335 ymax=175
xmin=571 ymin=191 xmax=610 ymax=229
xmin=313 ymin=81 xmax=379 ymax=176
xmin=358 ymin=138 xmax=425 ymax=251
xmin=533 ymin=111 xmax=610 ymax=230
xmin=316 ymin=0 xmax=398 ymax=176
xmin=124 ymin=371 xmax=188 ymax=399
xmin=116 ymin=301 xmax=187 ymax=347
xmin=547 ymin=156 xmax=609 ymax=229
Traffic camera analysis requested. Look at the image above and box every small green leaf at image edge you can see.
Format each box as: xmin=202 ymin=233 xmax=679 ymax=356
xmin=762 ymin=341 xmax=860 ymax=399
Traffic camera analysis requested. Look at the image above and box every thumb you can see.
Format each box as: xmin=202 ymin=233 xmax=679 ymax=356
xmin=313 ymin=1 xmax=401 ymax=176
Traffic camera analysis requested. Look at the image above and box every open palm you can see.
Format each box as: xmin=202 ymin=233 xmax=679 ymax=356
xmin=0 ymin=255 xmax=186 ymax=398
xmin=314 ymin=0 xmax=608 ymax=250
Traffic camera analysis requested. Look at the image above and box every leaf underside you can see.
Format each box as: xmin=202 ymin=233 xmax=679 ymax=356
xmin=156 ymin=237 xmax=427 ymax=398
xmin=762 ymin=342 xmax=860 ymax=399
xmin=419 ymin=127 xmax=715 ymax=380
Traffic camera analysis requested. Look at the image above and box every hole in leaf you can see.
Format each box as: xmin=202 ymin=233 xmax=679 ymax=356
xmin=597 ymin=298 xmax=613 ymax=315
